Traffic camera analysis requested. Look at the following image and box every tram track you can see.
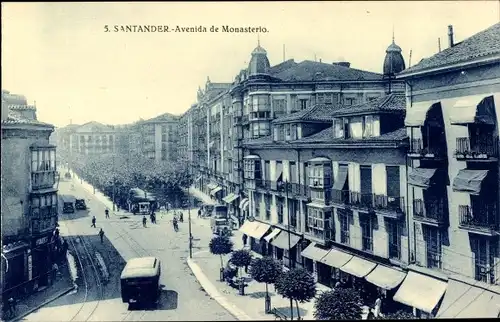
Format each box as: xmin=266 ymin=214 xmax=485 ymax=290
xmin=64 ymin=220 xmax=104 ymax=321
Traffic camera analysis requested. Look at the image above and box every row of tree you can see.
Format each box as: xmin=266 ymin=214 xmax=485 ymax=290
xmin=209 ymin=236 xmax=417 ymax=320
xmin=67 ymin=152 xmax=192 ymax=209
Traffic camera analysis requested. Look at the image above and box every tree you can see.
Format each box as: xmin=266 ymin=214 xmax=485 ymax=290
xmin=230 ymin=249 xmax=253 ymax=277
xmin=208 ymin=236 xmax=234 ymax=281
xmin=314 ymin=288 xmax=362 ymax=320
xmin=275 ymin=267 xmax=316 ymax=320
xmin=249 ymin=257 xmax=283 ymax=313
xmin=377 ymin=310 xmax=416 ymax=320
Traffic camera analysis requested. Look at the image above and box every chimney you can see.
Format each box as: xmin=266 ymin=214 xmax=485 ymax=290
xmin=448 ymin=25 xmax=454 ymax=48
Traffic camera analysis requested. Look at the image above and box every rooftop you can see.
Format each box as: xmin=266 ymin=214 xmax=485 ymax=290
xmin=142 ymin=112 xmax=180 ymax=124
xmin=332 ymin=93 xmax=406 ymax=116
xmin=296 ymin=127 xmax=408 ymax=144
xmin=272 ymin=104 xmax=343 ymax=124
xmin=270 ymin=60 xmax=384 ymax=82
xmin=399 ymin=23 xmax=500 ymax=76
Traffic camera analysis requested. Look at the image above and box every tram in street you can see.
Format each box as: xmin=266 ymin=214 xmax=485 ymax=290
xmin=120 ymin=256 xmax=162 ymax=306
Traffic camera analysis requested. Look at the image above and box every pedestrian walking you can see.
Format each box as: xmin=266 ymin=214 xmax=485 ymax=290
xmin=142 ymin=216 xmax=147 ymax=228
xmin=105 ymin=209 xmax=110 ymax=219
xmin=91 ymin=216 xmax=96 ymax=228
xmin=173 ymin=217 xmax=178 ymax=232
xmin=179 ymin=212 xmax=183 ymax=223
xmin=198 ymin=209 xmax=202 ymax=218
xmin=242 ymin=234 xmax=248 ymax=247
xmin=99 ymin=228 xmax=105 ymax=243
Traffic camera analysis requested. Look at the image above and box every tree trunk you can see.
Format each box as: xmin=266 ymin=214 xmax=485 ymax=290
xmin=220 ymin=254 xmax=223 ymax=269
xmin=265 ymin=283 xmax=268 ymax=296
xmin=295 ymin=299 xmax=301 ymax=320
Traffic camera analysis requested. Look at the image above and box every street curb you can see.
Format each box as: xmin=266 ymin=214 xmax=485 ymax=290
xmin=11 ymin=285 xmax=76 ymax=322
xmin=186 ymin=255 xmax=252 ymax=321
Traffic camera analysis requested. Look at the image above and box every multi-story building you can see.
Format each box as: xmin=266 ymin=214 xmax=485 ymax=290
xmin=128 ymin=113 xmax=179 ymax=162
xmin=397 ymin=23 xmax=500 ymax=318
xmin=1 ymin=90 xmax=59 ymax=295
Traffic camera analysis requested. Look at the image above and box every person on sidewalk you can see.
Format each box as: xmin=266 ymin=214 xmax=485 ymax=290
xmin=179 ymin=212 xmax=183 ymax=223
xmin=198 ymin=209 xmax=202 ymax=218
xmin=142 ymin=216 xmax=147 ymax=228
xmin=99 ymin=228 xmax=105 ymax=243
xmin=242 ymin=234 xmax=248 ymax=247
xmin=91 ymin=216 xmax=96 ymax=228
xmin=173 ymin=217 xmax=178 ymax=232
xmin=105 ymin=209 xmax=110 ymax=219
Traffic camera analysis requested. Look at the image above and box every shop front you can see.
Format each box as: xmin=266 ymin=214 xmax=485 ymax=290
xmin=1 ymin=241 xmax=29 ymax=297
xmin=364 ymin=264 xmax=407 ymax=313
xmin=269 ymin=230 xmax=302 ymax=268
xmin=300 ymin=242 xmax=330 ymax=285
xmin=393 ymin=270 xmax=448 ymax=318
xmin=247 ymin=221 xmax=271 ymax=255
xmin=319 ymin=247 xmax=353 ymax=287
xmin=339 ymin=256 xmax=378 ymax=303
xmin=30 ymin=233 xmax=53 ymax=290
xmin=222 ymin=193 xmax=240 ymax=227
xmin=263 ymin=228 xmax=281 ymax=258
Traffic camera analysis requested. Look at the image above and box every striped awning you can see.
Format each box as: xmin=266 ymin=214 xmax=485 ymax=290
xmin=210 ymin=186 xmax=222 ymax=196
xmin=239 ymin=198 xmax=249 ymax=210
xmin=222 ymin=193 xmax=239 ymax=204
xmin=207 ymin=183 xmax=217 ymax=190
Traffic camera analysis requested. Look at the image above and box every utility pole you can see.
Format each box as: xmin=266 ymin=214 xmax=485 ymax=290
xmin=112 ymin=152 xmax=116 ymax=211
xmin=285 ymin=180 xmax=294 ymax=321
xmin=188 ymin=186 xmax=193 ymax=258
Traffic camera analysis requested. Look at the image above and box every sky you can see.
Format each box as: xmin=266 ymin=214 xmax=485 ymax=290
xmin=2 ymin=1 xmax=499 ymax=127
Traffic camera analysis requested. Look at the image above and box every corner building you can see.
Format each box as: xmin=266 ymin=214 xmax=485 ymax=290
xmin=395 ymin=23 xmax=500 ymax=318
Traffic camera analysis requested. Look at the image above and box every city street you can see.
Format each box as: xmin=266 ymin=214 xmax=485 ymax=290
xmin=22 ymin=178 xmax=235 ymax=321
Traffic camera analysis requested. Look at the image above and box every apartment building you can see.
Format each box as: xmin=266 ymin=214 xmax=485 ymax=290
xmin=396 ymin=23 xmax=500 ymax=318
xmin=1 ymin=90 xmax=59 ymax=295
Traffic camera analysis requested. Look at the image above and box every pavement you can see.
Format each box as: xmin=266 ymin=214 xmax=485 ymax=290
xmin=185 ymin=188 xmax=372 ymax=321
xmin=4 ymin=259 xmax=75 ymax=322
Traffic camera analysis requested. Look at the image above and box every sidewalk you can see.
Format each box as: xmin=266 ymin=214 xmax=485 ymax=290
xmin=186 ymin=188 xmax=370 ymax=321
xmin=4 ymin=259 xmax=75 ymax=321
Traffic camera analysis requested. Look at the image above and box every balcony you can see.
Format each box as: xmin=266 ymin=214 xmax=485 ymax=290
xmin=454 ymin=137 xmax=499 ymax=161
xmin=256 ymin=179 xmax=272 ymax=191
xmin=332 ymin=189 xmax=350 ymax=206
xmin=349 ymin=192 xmax=374 ymax=211
xmin=408 ymin=138 xmax=446 ymax=160
xmin=458 ymin=204 xmax=499 ymax=236
xmin=241 ymin=115 xmax=249 ymax=123
xmin=413 ymin=199 xmax=448 ymax=227
xmin=287 ymin=183 xmax=311 ymax=199
xmin=373 ymin=195 xmax=405 ymax=219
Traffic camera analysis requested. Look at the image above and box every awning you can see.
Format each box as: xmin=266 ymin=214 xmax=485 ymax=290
xmin=449 ymin=95 xmax=494 ymax=125
xmin=333 ymin=165 xmax=348 ymax=190
xmin=408 ymin=167 xmax=438 ymax=189
xmin=393 ymin=271 xmax=448 ymax=314
xmin=436 ymin=279 xmax=500 ymax=318
xmin=320 ymin=248 xmax=353 ymax=268
xmin=222 ymin=193 xmax=239 ymax=204
xmin=194 ymin=176 xmax=202 ymax=183
xmin=365 ymin=265 xmax=407 ymax=290
xmin=30 ymin=187 xmax=58 ymax=195
xmin=207 ymin=183 xmax=217 ymax=190
xmin=270 ymin=231 xmax=301 ymax=250
xmin=300 ymin=243 xmax=329 ymax=262
xmin=404 ymin=101 xmax=437 ymax=127
xmin=239 ymin=220 xmax=260 ymax=236
xmin=210 ymin=186 xmax=222 ymax=196
xmin=452 ymin=169 xmax=489 ymax=195
xmin=339 ymin=256 xmax=377 ymax=278
xmin=264 ymin=228 xmax=281 ymax=242
xmin=247 ymin=222 xmax=271 ymax=240
xmin=239 ymin=198 xmax=249 ymax=210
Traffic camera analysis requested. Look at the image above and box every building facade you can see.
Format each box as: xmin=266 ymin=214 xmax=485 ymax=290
xmin=397 ymin=23 xmax=500 ymax=318
xmin=1 ymin=90 xmax=59 ymax=296
xmin=180 ymin=23 xmax=500 ymax=318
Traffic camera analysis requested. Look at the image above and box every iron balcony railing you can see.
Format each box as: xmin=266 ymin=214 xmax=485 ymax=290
xmin=373 ymin=195 xmax=405 ymax=214
xmin=349 ymin=191 xmax=374 ymax=209
xmin=332 ymin=189 xmax=350 ymax=205
xmin=459 ymin=204 xmax=498 ymax=231
xmin=455 ymin=137 xmax=499 ymax=158
xmin=413 ymin=199 xmax=447 ymax=223
xmin=409 ymin=138 xmax=446 ymax=157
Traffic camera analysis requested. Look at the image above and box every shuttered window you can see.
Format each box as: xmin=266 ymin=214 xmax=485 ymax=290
xmin=386 ymin=166 xmax=401 ymax=197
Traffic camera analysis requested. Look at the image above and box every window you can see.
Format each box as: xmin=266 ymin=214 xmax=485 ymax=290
xmin=339 ymin=212 xmax=350 ymax=245
xmin=278 ymin=126 xmax=285 ymax=141
xmin=472 ymin=237 xmax=496 ymax=284
xmin=273 ymin=99 xmax=286 ymax=117
xmin=31 ymin=151 xmax=38 ymax=171
xmin=162 ymin=134 xmax=168 ymax=142
xmin=307 ymin=208 xmax=324 ymax=230
xmin=387 ymin=220 xmax=401 ymax=260
xmin=161 ymin=149 xmax=168 ymax=161
xmin=289 ymin=162 xmax=297 ymax=183
xmin=244 ymin=160 xmax=255 ymax=179
xmin=265 ymin=194 xmax=272 ymax=220
xmin=252 ymin=95 xmax=270 ymax=112
xmin=424 ymin=226 xmax=442 ymax=269
xmin=277 ymin=197 xmax=284 ymax=224
xmin=285 ymin=124 xmax=291 ymax=136
xmin=363 ymin=115 xmax=374 ymax=138
xmin=343 ymin=118 xmax=350 ymax=139
xmin=290 ymin=124 xmax=297 ymax=140
xmin=333 ymin=119 xmax=344 ymax=138
xmin=360 ymin=217 xmax=374 ymax=252
xmin=255 ymin=193 xmax=261 ymax=218
xmin=289 ymin=200 xmax=298 ymax=227
xmin=251 ymin=122 xmax=270 ymax=138
xmin=299 ymin=99 xmax=308 ymax=110
xmin=345 ymin=97 xmax=356 ymax=106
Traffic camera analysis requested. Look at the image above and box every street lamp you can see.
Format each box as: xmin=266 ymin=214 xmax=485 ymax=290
xmin=188 ymin=185 xmax=193 ymax=259
xmin=112 ymin=153 xmax=116 ymax=211
xmin=280 ymin=180 xmax=294 ymax=321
